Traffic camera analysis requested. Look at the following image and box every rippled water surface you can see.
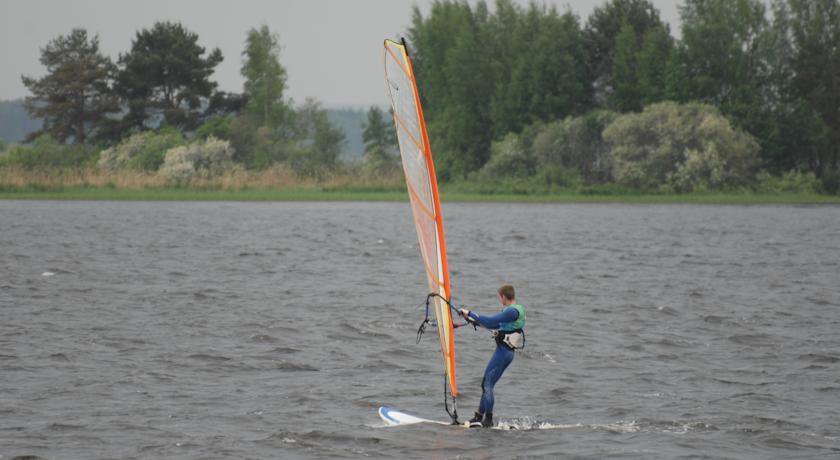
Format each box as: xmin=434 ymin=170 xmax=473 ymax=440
xmin=2 ymin=201 xmax=839 ymax=459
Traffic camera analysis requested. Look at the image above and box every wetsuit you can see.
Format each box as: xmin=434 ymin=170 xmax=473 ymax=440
xmin=465 ymin=306 xmax=523 ymax=415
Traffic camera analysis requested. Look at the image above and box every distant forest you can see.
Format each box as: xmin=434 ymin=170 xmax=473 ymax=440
xmin=3 ymin=0 xmax=839 ymax=194
xmin=2 ymin=21 xmax=387 ymax=181
xmin=0 ymin=100 xmax=41 ymax=145
xmin=0 ymin=99 xmax=367 ymax=163
xmin=402 ymin=0 xmax=840 ymax=193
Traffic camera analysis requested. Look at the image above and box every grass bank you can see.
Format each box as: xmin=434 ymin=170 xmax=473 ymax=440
xmin=0 ymin=186 xmax=405 ymax=202
xmin=2 ymin=185 xmax=839 ymax=204
xmin=1 ymin=166 xmax=838 ymax=204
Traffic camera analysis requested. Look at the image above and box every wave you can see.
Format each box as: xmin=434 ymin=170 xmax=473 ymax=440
xmin=728 ymin=333 xmax=780 ymax=347
xmin=264 ymin=346 xmax=301 ymax=354
xmin=798 ymin=353 xmax=839 ymax=364
xmin=187 ymin=353 xmax=231 ymax=362
xmin=333 ymin=322 xmax=394 ymax=340
xmin=249 ymin=334 xmax=279 ymax=343
xmin=494 ymin=416 xmax=720 ymax=434
xmin=274 ymin=361 xmax=319 ymax=372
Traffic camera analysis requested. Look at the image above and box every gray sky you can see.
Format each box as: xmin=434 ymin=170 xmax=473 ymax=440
xmin=0 ymin=0 xmax=680 ymax=108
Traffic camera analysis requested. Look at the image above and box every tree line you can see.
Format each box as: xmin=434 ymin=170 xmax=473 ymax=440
xmin=12 ymin=22 xmax=344 ymax=177
xmin=397 ymin=0 xmax=839 ymax=192
xmin=9 ymin=0 xmax=840 ymax=193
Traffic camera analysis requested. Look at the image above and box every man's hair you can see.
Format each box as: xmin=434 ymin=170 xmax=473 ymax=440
xmin=498 ymin=284 xmax=515 ymax=301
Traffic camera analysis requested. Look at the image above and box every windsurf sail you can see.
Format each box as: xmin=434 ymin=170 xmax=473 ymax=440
xmin=383 ymin=39 xmax=458 ymax=416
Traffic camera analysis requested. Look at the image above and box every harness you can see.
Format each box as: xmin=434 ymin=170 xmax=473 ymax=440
xmin=494 ymin=328 xmax=525 ymax=350
xmin=496 ymin=304 xmax=526 ymax=350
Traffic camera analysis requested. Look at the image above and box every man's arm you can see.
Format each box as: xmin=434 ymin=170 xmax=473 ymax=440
xmin=463 ymin=307 xmax=519 ymax=330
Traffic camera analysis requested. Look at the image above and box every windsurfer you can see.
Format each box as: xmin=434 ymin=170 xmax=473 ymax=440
xmin=459 ymin=284 xmax=526 ymax=428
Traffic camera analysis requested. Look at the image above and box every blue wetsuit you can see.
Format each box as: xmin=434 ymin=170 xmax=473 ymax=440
xmin=466 ymin=307 xmax=520 ymax=414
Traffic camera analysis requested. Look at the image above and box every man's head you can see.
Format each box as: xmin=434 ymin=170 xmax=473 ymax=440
xmin=498 ymin=284 xmax=515 ymax=305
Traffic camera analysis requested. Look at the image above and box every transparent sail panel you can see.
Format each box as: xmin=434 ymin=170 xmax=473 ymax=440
xmin=384 ymin=40 xmax=456 ymax=396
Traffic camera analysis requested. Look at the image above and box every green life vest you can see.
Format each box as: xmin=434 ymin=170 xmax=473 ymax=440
xmin=499 ymin=304 xmax=526 ymax=332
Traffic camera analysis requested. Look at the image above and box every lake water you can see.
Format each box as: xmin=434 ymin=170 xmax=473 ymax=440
xmin=1 ymin=200 xmax=839 ymax=459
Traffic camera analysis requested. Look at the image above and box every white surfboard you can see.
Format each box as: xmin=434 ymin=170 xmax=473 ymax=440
xmin=378 ymin=406 xmax=455 ymax=426
xmin=378 ymin=406 xmax=528 ymax=430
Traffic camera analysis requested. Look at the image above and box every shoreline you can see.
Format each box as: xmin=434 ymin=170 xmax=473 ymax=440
xmin=1 ymin=187 xmax=839 ymax=204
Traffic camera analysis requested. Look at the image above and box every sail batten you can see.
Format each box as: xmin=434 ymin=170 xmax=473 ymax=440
xmin=392 ymin=113 xmax=424 ymax=152
xmin=383 ymin=39 xmax=457 ymax=398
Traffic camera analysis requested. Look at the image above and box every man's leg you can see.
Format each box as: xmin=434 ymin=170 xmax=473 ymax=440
xmin=477 ymin=346 xmax=514 ymax=426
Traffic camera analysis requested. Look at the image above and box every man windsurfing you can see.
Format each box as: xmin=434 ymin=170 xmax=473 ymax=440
xmin=459 ymin=284 xmax=526 ymax=428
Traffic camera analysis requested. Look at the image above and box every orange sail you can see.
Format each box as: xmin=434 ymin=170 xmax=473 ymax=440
xmin=383 ymin=39 xmax=457 ymax=398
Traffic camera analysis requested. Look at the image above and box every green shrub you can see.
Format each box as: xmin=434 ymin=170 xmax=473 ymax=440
xmin=578 ymin=182 xmax=637 ymax=195
xmin=284 ymin=99 xmax=344 ymax=177
xmin=363 ymin=145 xmax=399 ymax=176
xmin=158 ymin=137 xmax=238 ymax=184
xmin=286 ymin=144 xmax=324 ymax=178
xmin=286 ymin=137 xmax=342 ymax=178
xmin=604 ymin=102 xmax=759 ymax=192
xmin=477 ymin=133 xmax=534 ymax=179
xmin=98 ymin=128 xmax=184 ymax=172
xmin=532 ymin=110 xmax=618 ymax=184
xmin=195 ymin=115 xmax=233 ymax=141
xmin=219 ymin=116 xmax=291 ymax=169
xmin=755 ymin=170 xmax=821 ymax=193
xmin=445 ymin=175 xmax=547 ymax=195
xmin=0 ymin=135 xmax=98 ymax=169
xmin=535 ymin=166 xmax=584 ymax=189
xmin=819 ymin=168 xmax=840 ymax=195
xmin=251 ymin=127 xmax=295 ymax=170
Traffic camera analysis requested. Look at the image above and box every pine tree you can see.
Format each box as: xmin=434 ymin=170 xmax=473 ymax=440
xmin=21 ymin=29 xmax=119 ymax=144
xmin=117 ymin=21 xmax=223 ymax=132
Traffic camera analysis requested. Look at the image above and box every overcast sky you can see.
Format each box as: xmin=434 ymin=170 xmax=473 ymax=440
xmin=0 ymin=0 xmax=681 ymax=108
